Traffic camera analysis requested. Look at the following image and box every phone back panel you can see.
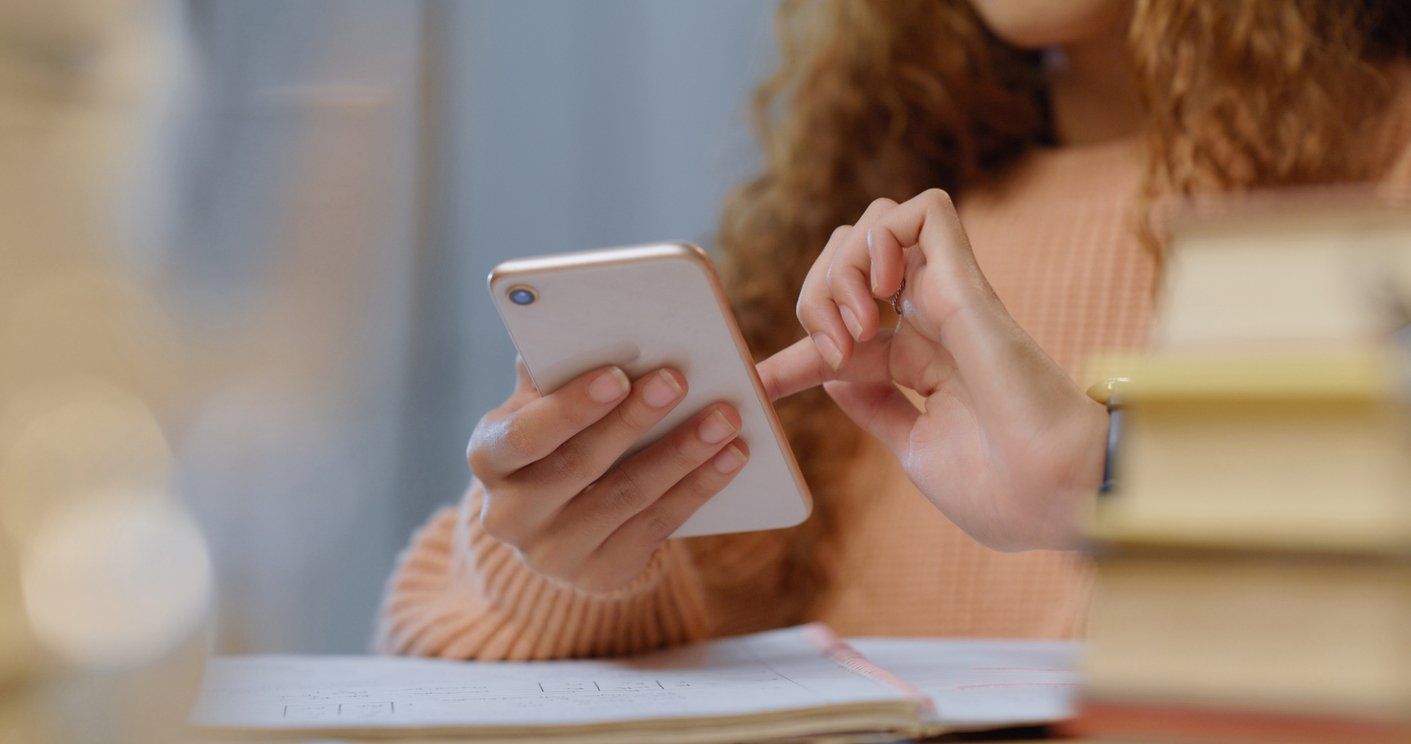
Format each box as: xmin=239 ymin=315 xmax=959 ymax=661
xmin=488 ymin=243 xmax=812 ymax=537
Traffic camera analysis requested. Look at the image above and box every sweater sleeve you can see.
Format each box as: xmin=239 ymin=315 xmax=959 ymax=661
xmin=374 ymin=480 xmax=713 ymax=660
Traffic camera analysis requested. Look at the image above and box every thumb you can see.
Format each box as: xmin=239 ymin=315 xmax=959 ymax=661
xmin=822 ymin=380 xmax=919 ymax=457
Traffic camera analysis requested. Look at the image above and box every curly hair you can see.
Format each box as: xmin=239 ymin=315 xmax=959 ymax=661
xmin=1134 ymin=0 xmax=1408 ymax=194
xmin=696 ymin=0 xmax=1410 ymax=625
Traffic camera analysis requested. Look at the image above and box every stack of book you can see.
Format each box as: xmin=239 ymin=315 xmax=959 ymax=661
xmin=1076 ymin=200 xmax=1411 ymax=743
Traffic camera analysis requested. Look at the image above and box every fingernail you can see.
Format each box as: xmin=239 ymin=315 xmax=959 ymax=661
xmin=643 ymin=369 xmax=684 ymax=408
xmin=698 ymin=410 xmax=737 ymax=444
xmin=812 ymin=333 xmax=843 ymax=371
xmin=866 ymin=231 xmax=879 ymax=294
xmin=588 ymin=367 xmax=630 ymax=403
xmin=712 ymin=442 xmax=747 ymax=473
xmin=840 ymin=306 xmax=863 ymax=341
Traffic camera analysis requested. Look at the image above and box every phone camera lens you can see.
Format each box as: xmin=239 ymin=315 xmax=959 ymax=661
xmin=508 ymin=286 xmax=537 ymax=306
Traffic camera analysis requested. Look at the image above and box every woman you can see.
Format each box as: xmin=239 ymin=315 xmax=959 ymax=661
xmin=378 ymin=0 xmax=1411 ymax=659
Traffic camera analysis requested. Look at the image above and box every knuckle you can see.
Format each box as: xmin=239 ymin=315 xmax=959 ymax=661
xmin=501 ymin=419 xmax=537 ymax=461
xmin=685 ymin=469 xmax=728 ymax=501
xmin=681 ymin=477 xmax=717 ymax=503
xmin=566 ymin=393 xmax=608 ymax=428
xmin=466 ymin=439 xmax=490 ymax=476
xmin=796 ymin=294 xmax=825 ymax=327
xmin=827 ymin=224 xmax=851 ymax=242
xmin=609 ymin=395 xmax=655 ymax=433
xmin=548 ymin=439 xmax=593 ymax=482
xmin=867 ymin=197 xmax=897 ymax=213
xmin=824 ymin=262 xmax=860 ymax=292
xmin=920 ymin=187 xmax=953 ymax=208
xmin=795 ymin=300 xmax=812 ymax=328
xmin=466 ymin=417 xmax=496 ymax=468
xmin=598 ymin=469 xmax=645 ymax=515
xmin=663 ymin=430 xmax=700 ymax=468
xmin=641 ymin=511 xmax=680 ymax=543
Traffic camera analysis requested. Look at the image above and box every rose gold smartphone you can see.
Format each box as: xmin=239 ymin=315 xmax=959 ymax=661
xmin=488 ymin=242 xmax=812 ymax=537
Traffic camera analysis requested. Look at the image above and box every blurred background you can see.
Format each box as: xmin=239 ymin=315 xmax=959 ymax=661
xmin=3 ymin=0 xmax=775 ymax=656
xmin=0 ymin=1 xmax=776 ymax=736
xmin=161 ymin=0 xmax=774 ymax=657
xmin=2 ymin=2 xmax=784 ymax=734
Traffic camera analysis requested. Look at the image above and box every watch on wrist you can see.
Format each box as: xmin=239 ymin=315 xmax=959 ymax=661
xmin=1085 ymin=378 xmax=1128 ymax=496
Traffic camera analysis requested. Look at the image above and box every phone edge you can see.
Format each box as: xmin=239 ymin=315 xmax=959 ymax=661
xmin=675 ymin=246 xmax=816 ymax=533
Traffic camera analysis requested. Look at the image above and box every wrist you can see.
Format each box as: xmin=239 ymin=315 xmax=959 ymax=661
xmin=1037 ymin=396 xmax=1110 ymax=551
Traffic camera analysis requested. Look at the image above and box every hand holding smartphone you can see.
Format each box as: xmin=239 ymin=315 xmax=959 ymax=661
xmin=485 ymin=243 xmax=812 ymax=540
xmin=469 ymin=243 xmax=811 ymax=592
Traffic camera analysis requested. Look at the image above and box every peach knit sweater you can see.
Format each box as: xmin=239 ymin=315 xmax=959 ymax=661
xmin=378 ymin=93 xmax=1411 ymax=661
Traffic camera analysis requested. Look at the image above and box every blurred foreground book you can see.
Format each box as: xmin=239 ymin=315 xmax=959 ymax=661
xmin=1156 ymin=198 xmax=1411 ymax=348
xmin=1076 ymin=200 xmax=1411 ymax=744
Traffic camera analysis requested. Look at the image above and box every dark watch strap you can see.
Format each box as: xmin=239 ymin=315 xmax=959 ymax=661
xmin=1086 ymin=378 xmax=1128 ymax=496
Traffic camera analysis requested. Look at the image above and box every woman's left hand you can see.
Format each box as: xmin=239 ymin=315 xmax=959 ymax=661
xmin=757 ymin=189 xmax=1108 ymax=551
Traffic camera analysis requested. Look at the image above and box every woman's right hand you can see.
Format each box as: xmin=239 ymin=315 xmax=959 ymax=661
xmin=466 ymin=361 xmax=748 ymax=595
xmin=759 ymin=190 xmax=1107 ymax=552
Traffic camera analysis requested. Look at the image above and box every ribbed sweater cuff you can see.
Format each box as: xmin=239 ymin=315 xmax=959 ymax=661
xmin=375 ymin=483 xmax=711 ymax=660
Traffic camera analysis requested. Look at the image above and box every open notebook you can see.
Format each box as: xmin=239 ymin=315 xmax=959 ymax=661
xmin=189 ymin=624 xmax=1078 ymax=743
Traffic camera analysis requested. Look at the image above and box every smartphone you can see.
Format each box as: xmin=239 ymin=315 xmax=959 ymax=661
xmin=487 ymin=242 xmax=812 ymax=537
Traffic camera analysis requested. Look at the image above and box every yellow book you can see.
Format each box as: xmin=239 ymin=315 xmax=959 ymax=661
xmin=1156 ymin=202 xmax=1411 ymax=349
xmin=1088 ymin=349 xmax=1411 ymax=551
xmin=1084 ymin=548 xmax=1411 ymax=720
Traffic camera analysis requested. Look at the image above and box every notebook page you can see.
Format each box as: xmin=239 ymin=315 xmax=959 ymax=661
xmin=190 ymin=625 xmax=913 ymax=733
xmin=846 ymin=638 xmax=1080 ymax=728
